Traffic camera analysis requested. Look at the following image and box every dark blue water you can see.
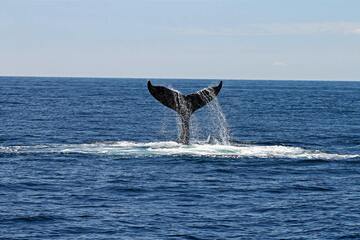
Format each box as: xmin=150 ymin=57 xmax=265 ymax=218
xmin=1 ymin=77 xmax=360 ymax=239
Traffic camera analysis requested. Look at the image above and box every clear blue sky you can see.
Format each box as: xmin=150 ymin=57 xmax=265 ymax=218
xmin=1 ymin=0 xmax=359 ymax=80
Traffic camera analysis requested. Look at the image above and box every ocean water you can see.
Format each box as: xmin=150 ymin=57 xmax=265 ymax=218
xmin=1 ymin=76 xmax=360 ymax=239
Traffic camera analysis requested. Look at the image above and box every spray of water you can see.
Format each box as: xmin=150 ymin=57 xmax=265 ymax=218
xmin=197 ymin=89 xmax=230 ymax=145
xmin=204 ymin=96 xmax=230 ymax=145
xmin=170 ymin=85 xmax=230 ymax=145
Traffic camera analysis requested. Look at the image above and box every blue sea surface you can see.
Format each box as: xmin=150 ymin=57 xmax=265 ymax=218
xmin=1 ymin=77 xmax=360 ymax=239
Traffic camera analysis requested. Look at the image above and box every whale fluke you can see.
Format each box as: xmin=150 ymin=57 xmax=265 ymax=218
xmin=186 ymin=81 xmax=222 ymax=113
xmin=147 ymin=80 xmax=223 ymax=144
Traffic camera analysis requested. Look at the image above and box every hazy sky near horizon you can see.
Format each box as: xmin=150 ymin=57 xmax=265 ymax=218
xmin=1 ymin=0 xmax=360 ymax=80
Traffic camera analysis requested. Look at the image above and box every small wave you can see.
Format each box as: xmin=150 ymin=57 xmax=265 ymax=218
xmin=7 ymin=215 xmax=58 ymax=223
xmin=0 ymin=141 xmax=358 ymax=160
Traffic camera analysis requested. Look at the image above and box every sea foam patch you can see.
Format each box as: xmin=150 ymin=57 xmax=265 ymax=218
xmin=0 ymin=141 xmax=358 ymax=160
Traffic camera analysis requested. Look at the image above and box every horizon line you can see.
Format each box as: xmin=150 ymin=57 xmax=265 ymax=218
xmin=0 ymin=74 xmax=359 ymax=82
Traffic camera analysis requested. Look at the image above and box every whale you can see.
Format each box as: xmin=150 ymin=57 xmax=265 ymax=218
xmin=147 ymin=80 xmax=223 ymax=144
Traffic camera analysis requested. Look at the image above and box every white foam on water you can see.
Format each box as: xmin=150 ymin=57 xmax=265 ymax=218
xmin=1 ymin=141 xmax=358 ymax=160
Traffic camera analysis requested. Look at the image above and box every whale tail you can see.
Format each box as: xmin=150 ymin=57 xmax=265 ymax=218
xmin=147 ymin=80 xmax=223 ymax=144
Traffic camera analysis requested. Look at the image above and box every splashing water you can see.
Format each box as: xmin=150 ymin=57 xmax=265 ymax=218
xmin=167 ymin=84 xmax=230 ymax=144
xmin=203 ymin=95 xmax=230 ymax=145
xmin=193 ymin=87 xmax=230 ymax=145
